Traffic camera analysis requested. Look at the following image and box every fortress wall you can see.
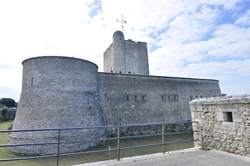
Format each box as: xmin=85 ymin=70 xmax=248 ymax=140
xmin=125 ymin=40 xmax=149 ymax=75
xmin=103 ymin=44 xmax=113 ymax=72
xmin=190 ymin=95 xmax=250 ymax=156
xmin=125 ymin=40 xmax=136 ymax=73
xmin=9 ymin=56 xmax=104 ymax=155
xmin=98 ymin=73 xmax=221 ymax=129
xmin=135 ymin=42 xmax=149 ymax=75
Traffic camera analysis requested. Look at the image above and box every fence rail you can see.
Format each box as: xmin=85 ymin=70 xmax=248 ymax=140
xmin=0 ymin=121 xmax=197 ymax=165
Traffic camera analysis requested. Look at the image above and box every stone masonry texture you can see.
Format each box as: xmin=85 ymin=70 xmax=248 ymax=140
xmin=9 ymin=56 xmax=105 ymax=155
xmin=99 ymin=72 xmax=221 ymax=126
xmin=190 ymin=94 xmax=250 ymax=156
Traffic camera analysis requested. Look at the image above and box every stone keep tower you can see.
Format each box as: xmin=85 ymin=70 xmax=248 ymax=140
xmin=9 ymin=56 xmax=104 ymax=155
xmin=104 ymin=31 xmax=149 ymax=75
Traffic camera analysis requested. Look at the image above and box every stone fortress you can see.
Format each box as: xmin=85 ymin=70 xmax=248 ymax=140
xmin=9 ymin=31 xmax=222 ymax=155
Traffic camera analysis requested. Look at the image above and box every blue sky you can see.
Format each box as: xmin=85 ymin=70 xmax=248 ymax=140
xmin=0 ymin=0 xmax=250 ymax=101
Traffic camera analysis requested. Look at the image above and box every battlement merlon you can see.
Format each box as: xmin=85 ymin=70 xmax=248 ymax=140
xmin=126 ymin=39 xmax=147 ymax=44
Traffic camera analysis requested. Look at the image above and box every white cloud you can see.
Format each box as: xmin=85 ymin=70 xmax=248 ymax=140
xmin=199 ymin=0 xmax=244 ymax=10
xmin=235 ymin=9 xmax=250 ymax=26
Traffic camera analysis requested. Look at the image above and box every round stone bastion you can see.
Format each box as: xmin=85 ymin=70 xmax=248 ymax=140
xmin=8 ymin=56 xmax=105 ymax=155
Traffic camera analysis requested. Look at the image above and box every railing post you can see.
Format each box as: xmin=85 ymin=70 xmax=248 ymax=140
xmin=162 ymin=125 xmax=165 ymax=154
xmin=57 ymin=130 xmax=61 ymax=166
xmin=117 ymin=127 xmax=120 ymax=161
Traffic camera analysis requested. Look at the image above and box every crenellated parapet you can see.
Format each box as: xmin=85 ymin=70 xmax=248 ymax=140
xmin=103 ymin=31 xmax=149 ymax=75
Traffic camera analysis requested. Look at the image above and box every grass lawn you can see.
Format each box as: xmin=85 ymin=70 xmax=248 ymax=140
xmin=0 ymin=121 xmax=194 ymax=166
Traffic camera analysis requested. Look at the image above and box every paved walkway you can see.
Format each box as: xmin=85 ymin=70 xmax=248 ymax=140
xmin=74 ymin=148 xmax=250 ymax=166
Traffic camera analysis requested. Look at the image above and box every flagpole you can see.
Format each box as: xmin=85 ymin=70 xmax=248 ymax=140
xmin=121 ymin=14 xmax=124 ymax=33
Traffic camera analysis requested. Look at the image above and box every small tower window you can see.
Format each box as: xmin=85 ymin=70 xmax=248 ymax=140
xmin=168 ymin=95 xmax=171 ymax=101
xmin=31 ymin=77 xmax=34 ymax=86
xmin=134 ymin=96 xmax=139 ymax=101
xmin=161 ymin=95 xmax=165 ymax=101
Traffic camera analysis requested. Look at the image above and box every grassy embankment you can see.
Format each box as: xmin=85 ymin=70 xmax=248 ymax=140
xmin=0 ymin=120 xmax=194 ymax=166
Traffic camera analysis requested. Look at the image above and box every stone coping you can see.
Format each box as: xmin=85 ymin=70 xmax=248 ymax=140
xmin=98 ymin=72 xmax=219 ymax=82
xmin=22 ymin=56 xmax=98 ymax=69
xmin=190 ymin=94 xmax=250 ymax=106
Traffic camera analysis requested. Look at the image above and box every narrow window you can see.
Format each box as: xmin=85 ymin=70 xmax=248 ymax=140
xmin=31 ymin=77 xmax=34 ymax=86
xmin=174 ymin=95 xmax=178 ymax=100
xmin=200 ymin=95 xmax=203 ymax=98
xmin=161 ymin=95 xmax=165 ymax=101
xmin=223 ymin=112 xmax=233 ymax=122
xmin=190 ymin=95 xmax=193 ymax=100
xmin=126 ymin=96 xmax=131 ymax=101
xmin=213 ymin=95 xmax=216 ymax=97
xmin=195 ymin=95 xmax=198 ymax=98
xmin=168 ymin=95 xmax=171 ymax=101
xmin=134 ymin=96 xmax=139 ymax=101
xmin=104 ymin=94 xmax=107 ymax=98
xmin=142 ymin=95 xmax=146 ymax=101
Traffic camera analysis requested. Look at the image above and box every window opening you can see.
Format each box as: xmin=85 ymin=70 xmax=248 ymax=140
xmin=161 ymin=95 xmax=165 ymax=101
xmin=168 ymin=95 xmax=171 ymax=101
xmin=126 ymin=96 xmax=131 ymax=101
xmin=142 ymin=95 xmax=146 ymax=101
xmin=31 ymin=77 xmax=34 ymax=86
xmin=223 ymin=112 xmax=233 ymax=122
xmin=134 ymin=96 xmax=139 ymax=101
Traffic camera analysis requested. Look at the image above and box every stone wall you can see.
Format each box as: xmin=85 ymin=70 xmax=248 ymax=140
xmin=10 ymin=55 xmax=223 ymax=155
xmin=9 ymin=56 xmax=104 ymax=155
xmin=190 ymin=94 xmax=250 ymax=156
xmin=99 ymin=72 xmax=221 ymax=128
xmin=125 ymin=40 xmax=149 ymax=75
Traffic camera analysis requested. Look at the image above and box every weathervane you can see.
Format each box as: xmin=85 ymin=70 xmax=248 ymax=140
xmin=116 ymin=14 xmax=127 ymax=32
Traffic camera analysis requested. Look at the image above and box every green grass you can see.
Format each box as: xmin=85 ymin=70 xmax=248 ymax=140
xmin=0 ymin=121 xmax=194 ymax=166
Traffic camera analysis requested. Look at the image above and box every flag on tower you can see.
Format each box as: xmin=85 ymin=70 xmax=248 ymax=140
xmin=116 ymin=19 xmax=119 ymax=23
xmin=124 ymin=20 xmax=127 ymax=24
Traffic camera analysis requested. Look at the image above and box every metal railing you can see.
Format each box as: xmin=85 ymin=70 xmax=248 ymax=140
xmin=0 ymin=121 xmax=197 ymax=165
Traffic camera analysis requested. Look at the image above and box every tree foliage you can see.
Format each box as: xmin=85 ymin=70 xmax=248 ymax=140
xmin=0 ymin=98 xmax=16 ymax=107
xmin=1 ymin=107 xmax=8 ymax=121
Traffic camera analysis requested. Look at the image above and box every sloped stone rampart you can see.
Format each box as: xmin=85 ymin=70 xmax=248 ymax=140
xmin=190 ymin=94 xmax=250 ymax=156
